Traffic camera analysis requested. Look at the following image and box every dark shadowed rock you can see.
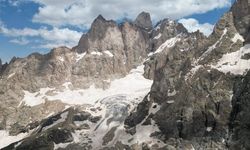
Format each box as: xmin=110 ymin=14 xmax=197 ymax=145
xmin=126 ymin=1 xmax=248 ymax=149
xmin=229 ymin=71 xmax=250 ymax=149
xmin=134 ymin=12 xmax=153 ymax=30
xmin=231 ymin=0 xmax=250 ymax=43
xmin=124 ymin=95 xmax=150 ymax=129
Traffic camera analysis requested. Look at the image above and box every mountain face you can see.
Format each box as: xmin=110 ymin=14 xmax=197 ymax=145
xmin=0 ymin=0 xmax=250 ymax=149
xmin=231 ymin=0 xmax=250 ymax=43
xmin=229 ymin=71 xmax=250 ymax=150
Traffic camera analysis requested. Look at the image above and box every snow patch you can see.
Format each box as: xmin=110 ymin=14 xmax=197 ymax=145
xmin=206 ymin=127 xmax=213 ymax=132
xmin=20 ymin=88 xmax=53 ymax=107
xmin=148 ymin=52 xmax=154 ymax=57
xmin=54 ymin=142 xmax=70 ymax=150
xmin=7 ymin=73 xmax=16 ymax=79
xmin=58 ymin=56 xmax=64 ymax=62
xmin=133 ymin=124 xmax=160 ymax=144
xmin=167 ymin=100 xmax=175 ymax=104
xmin=199 ymin=28 xmax=227 ymax=61
xmin=91 ymin=51 xmax=102 ymax=56
xmin=231 ymin=33 xmax=244 ymax=43
xmin=148 ymin=103 xmax=161 ymax=114
xmin=0 ymin=130 xmax=28 ymax=149
xmin=76 ymin=52 xmax=86 ymax=62
xmin=153 ymin=33 xmax=162 ymax=39
xmin=103 ymin=50 xmax=114 ymax=57
xmin=211 ymin=44 xmax=250 ymax=75
xmin=154 ymin=37 xmax=181 ymax=54
xmin=168 ymin=89 xmax=177 ymax=96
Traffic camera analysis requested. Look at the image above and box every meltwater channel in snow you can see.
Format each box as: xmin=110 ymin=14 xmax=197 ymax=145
xmin=20 ymin=65 xmax=153 ymax=107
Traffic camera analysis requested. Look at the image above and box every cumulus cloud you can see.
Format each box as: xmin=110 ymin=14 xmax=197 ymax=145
xmin=178 ymin=18 xmax=214 ymax=36
xmin=0 ymin=23 xmax=82 ymax=48
xmin=0 ymin=0 xmax=231 ymax=49
xmin=30 ymin=0 xmax=231 ymax=28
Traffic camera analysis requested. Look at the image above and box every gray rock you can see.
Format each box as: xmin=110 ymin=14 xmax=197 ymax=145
xmin=126 ymin=0 xmax=248 ymax=149
xmin=1 ymin=0 xmax=250 ymax=149
xmin=231 ymin=0 xmax=250 ymax=44
xmin=229 ymin=71 xmax=250 ymax=150
xmin=134 ymin=12 xmax=153 ymax=30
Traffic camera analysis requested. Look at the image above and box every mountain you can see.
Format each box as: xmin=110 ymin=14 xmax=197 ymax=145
xmin=0 ymin=0 xmax=250 ymax=149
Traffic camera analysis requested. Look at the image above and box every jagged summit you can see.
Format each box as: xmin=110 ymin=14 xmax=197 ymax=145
xmin=134 ymin=11 xmax=153 ymax=30
xmin=95 ymin=14 xmax=106 ymax=21
xmin=91 ymin=14 xmax=117 ymax=27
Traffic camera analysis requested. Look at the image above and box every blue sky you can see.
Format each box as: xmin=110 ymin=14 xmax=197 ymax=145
xmin=0 ymin=0 xmax=234 ymax=63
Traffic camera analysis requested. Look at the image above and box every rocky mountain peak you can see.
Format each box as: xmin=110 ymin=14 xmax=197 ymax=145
xmin=134 ymin=11 xmax=153 ymax=30
xmin=155 ymin=19 xmax=187 ymax=32
xmin=95 ymin=14 xmax=106 ymax=22
xmin=1 ymin=1 xmax=250 ymax=149
xmin=75 ymin=14 xmax=119 ymax=53
xmin=147 ymin=18 xmax=189 ymax=54
xmin=89 ymin=14 xmax=117 ymax=40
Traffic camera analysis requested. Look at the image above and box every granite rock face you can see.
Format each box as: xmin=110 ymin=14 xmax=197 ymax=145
xmin=1 ymin=0 xmax=250 ymax=149
xmin=134 ymin=12 xmax=153 ymax=30
xmin=0 ymin=13 xmax=154 ymax=132
xmin=231 ymin=0 xmax=250 ymax=43
xmin=229 ymin=71 xmax=250 ymax=150
xmin=125 ymin=1 xmax=250 ymax=149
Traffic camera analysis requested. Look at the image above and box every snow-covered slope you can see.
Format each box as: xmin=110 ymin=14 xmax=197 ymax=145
xmin=211 ymin=44 xmax=250 ymax=75
xmin=0 ymin=130 xmax=28 ymax=149
xmin=1 ymin=0 xmax=250 ymax=149
xmin=19 ymin=65 xmax=152 ymax=107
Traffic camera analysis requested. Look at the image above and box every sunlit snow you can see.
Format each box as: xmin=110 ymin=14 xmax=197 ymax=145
xmin=7 ymin=73 xmax=16 ymax=79
xmin=153 ymin=33 xmax=162 ymax=39
xmin=103 ymin=50 xmax=114 ymax=57
xmin=154 ymin=37 xmax=181 ymax=54
xmin=0 ymin=130 xmax=28 ymax=149
xmin=198 ymin=28 xmax=228 ymax=61
xmin=75 ymin=52 xmax=86 ymax=62
xmin=231 ymin=33 xmax=244 ymax=43
xmin=91 ymin=51 xmax=103 ymax=56
xmin=212 ymin=44 xmax=250 ymax=75
xmin=20 ymin=65 xmax=153 ymax=106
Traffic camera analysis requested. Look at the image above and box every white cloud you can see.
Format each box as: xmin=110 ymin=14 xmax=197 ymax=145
xmin=178 ymin=18 xmax=214 ymax=36
xmin=0 ymin=0 xmax=231 ymax=49
xmin=30 ymin=0 xmax=231 ymax=28
xmin=10 ymin=37 xmax=29 ymax=45
xmin=0 ymin=22 xmax=82 ymax=48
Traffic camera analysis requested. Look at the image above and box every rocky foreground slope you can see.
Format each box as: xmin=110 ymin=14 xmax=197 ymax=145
xmin=0 ymin=0 xmax=250 ymax=149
